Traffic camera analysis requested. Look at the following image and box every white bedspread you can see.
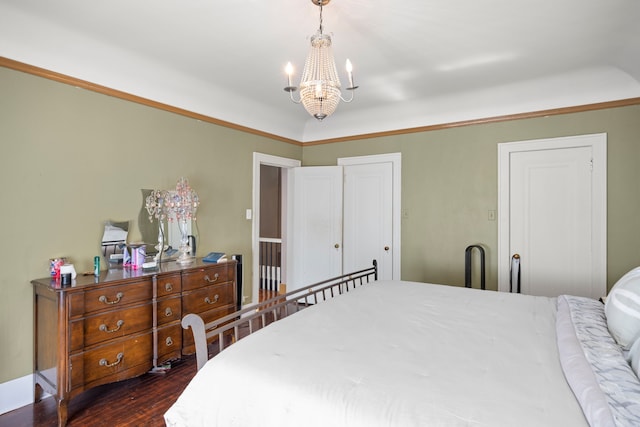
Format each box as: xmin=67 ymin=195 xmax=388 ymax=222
xmin=165 ymin=281 xmax=587 ymax=426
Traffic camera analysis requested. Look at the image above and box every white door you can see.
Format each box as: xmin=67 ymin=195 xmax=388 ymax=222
xmin=343 ymin=162 xmax=394 ymax=279
xmin=339 ymin=153 xmax=402 ymax=281
xmin=286 ymin=154 xmax=401 ymax=291
xmin=498 ymin=134 xmax=607 ymax=298
xmin=288 ymin=166 xmax=343 ymax=291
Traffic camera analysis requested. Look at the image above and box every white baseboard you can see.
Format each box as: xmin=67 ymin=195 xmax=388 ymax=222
xmin=0 ymin=374 xmax=37 ymax=415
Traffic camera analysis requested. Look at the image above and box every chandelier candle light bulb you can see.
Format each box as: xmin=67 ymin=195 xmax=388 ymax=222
xmin=285 ymin=62 xmax=295 ymax=89
xmin=346 ymin=59 xmax=355 ymax=89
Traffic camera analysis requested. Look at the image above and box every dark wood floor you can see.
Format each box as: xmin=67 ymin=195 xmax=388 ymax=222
xmin=0 ymin=355 xmax=198 ymax=427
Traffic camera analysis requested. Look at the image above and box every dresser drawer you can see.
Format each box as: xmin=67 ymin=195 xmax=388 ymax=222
xmin=69 ymin=332 xmax=152 ymax=390
xmin=81 ymin=280 xmax=152 ymax=315
xmin=182 ymin=264 xmax=230 ymax=291
xmin=70 ymin=303 xmax=152 ymax=351
xmin=158 ymin=323 xmax=182 ymax=364
xmin=157 ymin=273 xmax=181 ymax=297
xmin=183 ymin=281 xmax=234 ymax=315
xmin=157 ymin=297 xmax=181 ymax=326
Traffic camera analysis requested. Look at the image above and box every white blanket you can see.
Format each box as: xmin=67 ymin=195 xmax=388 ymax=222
xmin=165 ymin=281 xmax=587 ymax=426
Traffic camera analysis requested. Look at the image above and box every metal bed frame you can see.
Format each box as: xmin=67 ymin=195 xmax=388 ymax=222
xmin=182 ymin=260 xmax=378 ymax=371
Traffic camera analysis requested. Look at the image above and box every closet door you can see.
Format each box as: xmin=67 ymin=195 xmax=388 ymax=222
xmin=343 ymin=162 xmax=393 ymax=280
xmin=498 ymin=134 xmax=606 ymax=298
xmin=288 ymin=166 xmax=343 ymax=291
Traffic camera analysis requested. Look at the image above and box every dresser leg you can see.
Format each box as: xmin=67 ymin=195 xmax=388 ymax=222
xmin=57 ymin=398 xmax=68 ymax=427
xmin=34 ymin=382 xmax=44 ymax=402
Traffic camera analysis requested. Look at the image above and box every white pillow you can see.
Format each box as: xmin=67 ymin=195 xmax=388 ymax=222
xmin=605 ymin=267 xmax=640 ymax=350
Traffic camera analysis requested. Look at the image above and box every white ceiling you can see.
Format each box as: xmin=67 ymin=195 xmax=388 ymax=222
xmin=1 ymin=0 xmax=639 ymax=143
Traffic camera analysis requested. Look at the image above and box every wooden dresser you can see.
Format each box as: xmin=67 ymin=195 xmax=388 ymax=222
xmin=31 ymin=259 xmax=237 ymax=427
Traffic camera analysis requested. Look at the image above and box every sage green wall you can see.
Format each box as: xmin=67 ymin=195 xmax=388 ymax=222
xmin=0 ymin=67 xmax=302 ymax=383
xmin=303 ymin=105 xmax=640 ymax=291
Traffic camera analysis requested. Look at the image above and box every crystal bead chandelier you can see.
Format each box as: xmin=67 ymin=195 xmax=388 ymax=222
xmin=284 ymin=0 xmax=358 ymax=121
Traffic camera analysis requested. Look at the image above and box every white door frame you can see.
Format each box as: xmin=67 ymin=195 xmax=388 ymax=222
xmin=338 ymin=153 xmax=402 ymax=280
xmin=251 ymin=153 xmax=301 ymax=305
xmin=497 ymin=133 xmax=607 ymax=293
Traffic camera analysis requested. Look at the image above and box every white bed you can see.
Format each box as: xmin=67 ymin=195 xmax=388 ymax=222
xmin=165 ymin=271 xmax=640 ymax=427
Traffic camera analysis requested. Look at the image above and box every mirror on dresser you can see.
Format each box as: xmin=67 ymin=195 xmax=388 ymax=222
xmin=139 ymin=188 xmax=196 ymax=263
xmin=100 ymin=219 xmax=129 ymax=264
xmin=139 ymin=188 xmax=161 ymax=257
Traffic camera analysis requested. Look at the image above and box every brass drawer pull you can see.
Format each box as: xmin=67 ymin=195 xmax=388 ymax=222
xmin=99 ymin=319 xmax=124 ymax=333
xmin=165 ymin=283 xmax=173 ymax=292
xmin=205 ymin=294 xmax=220 ymax=305
xmin=99 ymin=292 xmax=124 ymax=305
xmin=165 ymin=307 xmax=173 ymax=317
xmin=166 ymin=337 xmax=174 ymax=347
xmin=99 ymin=352 xmax=124 ymax=368
xmin=204 ymin=273 xmax=219 ymax=283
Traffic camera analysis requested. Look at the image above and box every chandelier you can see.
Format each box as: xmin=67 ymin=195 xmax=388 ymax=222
xmin=284 ymin=0 xmax=358 ymax=121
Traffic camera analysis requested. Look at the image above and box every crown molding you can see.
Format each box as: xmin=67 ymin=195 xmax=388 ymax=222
xmin=2 ymin=56 xmax=639 ymax=147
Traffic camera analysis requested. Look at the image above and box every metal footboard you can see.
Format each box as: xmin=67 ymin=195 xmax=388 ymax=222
xmin=182 ymin=260 xmax=378 ymax=371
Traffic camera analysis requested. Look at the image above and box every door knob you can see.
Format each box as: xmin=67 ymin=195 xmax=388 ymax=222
xmin=384 ymin=246 xmax=390 ymax=251
xmin=334 ymin=243 xmax=340 ymax=249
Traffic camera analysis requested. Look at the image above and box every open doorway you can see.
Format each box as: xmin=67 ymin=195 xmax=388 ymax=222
xmin=251 ymin=153 xmax=301 ymax=305
xmin=258 ymin=164 xmax=283 ymax=301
